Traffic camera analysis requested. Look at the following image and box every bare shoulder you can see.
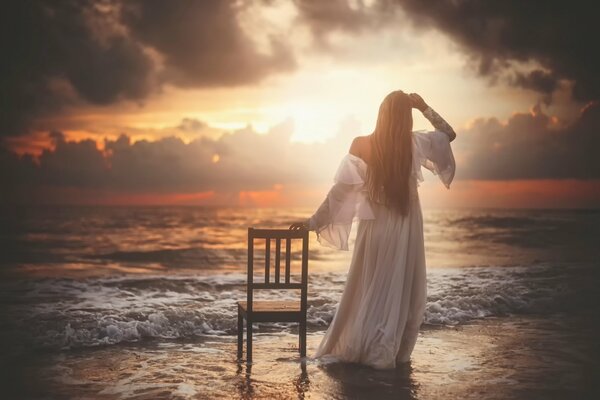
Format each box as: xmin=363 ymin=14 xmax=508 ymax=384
xmin=349 ymin=135 xmax=372 ymax=158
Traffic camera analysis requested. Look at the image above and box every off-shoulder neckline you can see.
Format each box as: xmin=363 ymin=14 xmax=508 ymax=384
xmin=346 ymin=152 xmax=368 ymax=168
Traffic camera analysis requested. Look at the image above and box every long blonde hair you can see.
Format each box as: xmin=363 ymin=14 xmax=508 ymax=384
xmin=366 ymin=90 xmax=413 ymax=215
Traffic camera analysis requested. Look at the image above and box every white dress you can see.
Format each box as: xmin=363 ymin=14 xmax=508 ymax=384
xmin=309 ymin=107 xmax=456 ymax=369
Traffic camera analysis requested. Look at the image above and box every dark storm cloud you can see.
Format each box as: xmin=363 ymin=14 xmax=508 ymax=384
xmin=0 ymin=0 xmax=295 ymax=137
xmin=512 ymin=70 xmax=559 ymax=102
xmin=395 ymin=0 xmax=600 ymax=102
xmin=4 ymin=0 xmax=598 ymax=141
xmin=296 ymin=0 xmax=599 ymax=102
xmin=0 ymin=0 xmax=154 ymax=136
xmin=299 ymin=0 xmax=600 ymax=110
xmin=458 ymin=102 xmax=600 ymax=180
xmin=293 ymin=0 xmax=397 ymax=41
xmin=122 ymin=0 xmax=295 ymax=87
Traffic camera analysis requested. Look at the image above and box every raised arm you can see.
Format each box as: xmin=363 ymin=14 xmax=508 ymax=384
xmin=409 ymin=93 xmax=456 ymax=142
xmin=422 ymin=107 xmax=456 ymax=142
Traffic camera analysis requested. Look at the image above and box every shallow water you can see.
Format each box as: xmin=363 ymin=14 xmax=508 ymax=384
xmin=1 ymin=206 xmax=599 ymax=398
xmin=4 ymin=317 xmax=597 ymax=399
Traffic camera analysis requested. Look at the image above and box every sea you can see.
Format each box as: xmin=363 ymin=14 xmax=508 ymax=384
xmin=1 ymin=206 xmax=598 ymax=399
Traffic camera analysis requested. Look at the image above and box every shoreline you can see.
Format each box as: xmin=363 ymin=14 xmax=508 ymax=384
xmin=3 ymin=314 xmax=596 ymax=399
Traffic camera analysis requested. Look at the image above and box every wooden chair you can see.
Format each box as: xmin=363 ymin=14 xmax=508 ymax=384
xmin=237 ymin=227 xmax=309 ymax=363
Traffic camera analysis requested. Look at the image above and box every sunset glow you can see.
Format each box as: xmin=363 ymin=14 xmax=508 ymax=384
xmin=1 ymin=1 xmax=598 ymax=208
xmin=2 ymin=4 xmax=599 ymax=399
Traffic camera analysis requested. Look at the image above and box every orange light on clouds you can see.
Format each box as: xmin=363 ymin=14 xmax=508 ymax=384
xmin=6 ymin=130 xmax=111 ymax=156
xmin=4 ymin=131 xmax=56 ymax=156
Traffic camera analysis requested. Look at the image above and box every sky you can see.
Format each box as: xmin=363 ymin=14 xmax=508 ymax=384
xmin=1 ymin=0 xmax=598 ymax=208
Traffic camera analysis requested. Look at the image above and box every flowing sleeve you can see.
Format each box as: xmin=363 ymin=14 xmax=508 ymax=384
xmin=307 ymin=154 xmax=375 ymax=251
xmin=411 ymin=105 xmax=457 ymax=188
xmin=412 ymin=130 xmax=456 ymax=188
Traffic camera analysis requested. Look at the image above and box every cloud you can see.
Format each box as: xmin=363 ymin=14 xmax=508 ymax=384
xmin=294 ymin=0 xmax=599 ymax=102
xmin=511 ymin=70 xmax=559 ymax=104
xmin=0 ymin=118 xmax=358 ymax=204
xmin=2 ymin=102 xmax=598 ymax=205
xmin=457 ymin=102 xmax=600 ymax=180
xmin=293 ymin=0 xmax=397 ymax=43
xmin=4 ymin=0 xmax=598 ymax=142
xmin=394 ymin=0 xmax=600 ymax=102
xmin=176 ymin=118 xmax=208 ymax=133
xmin=121 ymin=0 xmax=295 ymax=87
xmin=3 ymin=0 xmax=598 ymax=199
xmin=0 ymin=0 xmax=296 ymax=137
xmin=0 ymin=1 xmax=156 ymax=136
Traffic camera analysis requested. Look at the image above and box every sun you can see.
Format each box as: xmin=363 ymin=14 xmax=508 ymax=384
xmin=263 ymin=101 xmax=342 ymax=142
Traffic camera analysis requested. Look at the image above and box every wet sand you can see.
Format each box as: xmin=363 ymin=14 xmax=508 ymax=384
xmin=4 ymin=315 xmax=597 ymax=400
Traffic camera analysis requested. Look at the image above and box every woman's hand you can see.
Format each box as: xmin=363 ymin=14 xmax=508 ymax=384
xmin=289 ymin=220 xmax=309 ymax=230
xmin=409 ymin=93 xmax=428 ymax=112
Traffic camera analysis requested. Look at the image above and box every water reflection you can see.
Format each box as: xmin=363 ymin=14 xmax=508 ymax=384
xmin=236 ymin=359 xmax=310 ymax=400
xmin=3 ymin=323 xmax=596 ymax=399
xmin=235 ymin=362 xmax=255 ymax=399
xmin=319 ymin=360 xmax=418 ymax=399
xmin=294 ymin=361 xmax=310 ymax=399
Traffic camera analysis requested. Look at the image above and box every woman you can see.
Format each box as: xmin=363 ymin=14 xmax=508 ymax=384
xmin=290 ymin=90 xmax=456 ymax=369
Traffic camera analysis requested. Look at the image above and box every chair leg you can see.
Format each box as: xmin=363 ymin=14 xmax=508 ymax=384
xmin=246 ymin=319 xmax=252 ymax=363
xmin=237 ymin=311 xmax=243 ymax=359
xmin=299 ymin=320 xmax=306 ymax=357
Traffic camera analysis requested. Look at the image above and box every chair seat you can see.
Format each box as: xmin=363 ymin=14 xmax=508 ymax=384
xmin=238 ymin=300 xmax=303 ymax=323
xmin=238 ymin=300 xmax=301 ymax=312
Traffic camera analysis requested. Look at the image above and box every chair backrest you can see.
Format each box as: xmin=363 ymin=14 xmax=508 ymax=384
xmin=247 ymin=228 xmax=309 ymax=313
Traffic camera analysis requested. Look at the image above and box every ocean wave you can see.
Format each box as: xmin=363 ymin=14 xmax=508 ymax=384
xmin=3 ymin=263 xmax=594 ymax=350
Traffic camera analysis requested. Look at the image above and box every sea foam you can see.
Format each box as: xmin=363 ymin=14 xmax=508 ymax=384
xmin=2 ymin=263 xmax=591 ymax=350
